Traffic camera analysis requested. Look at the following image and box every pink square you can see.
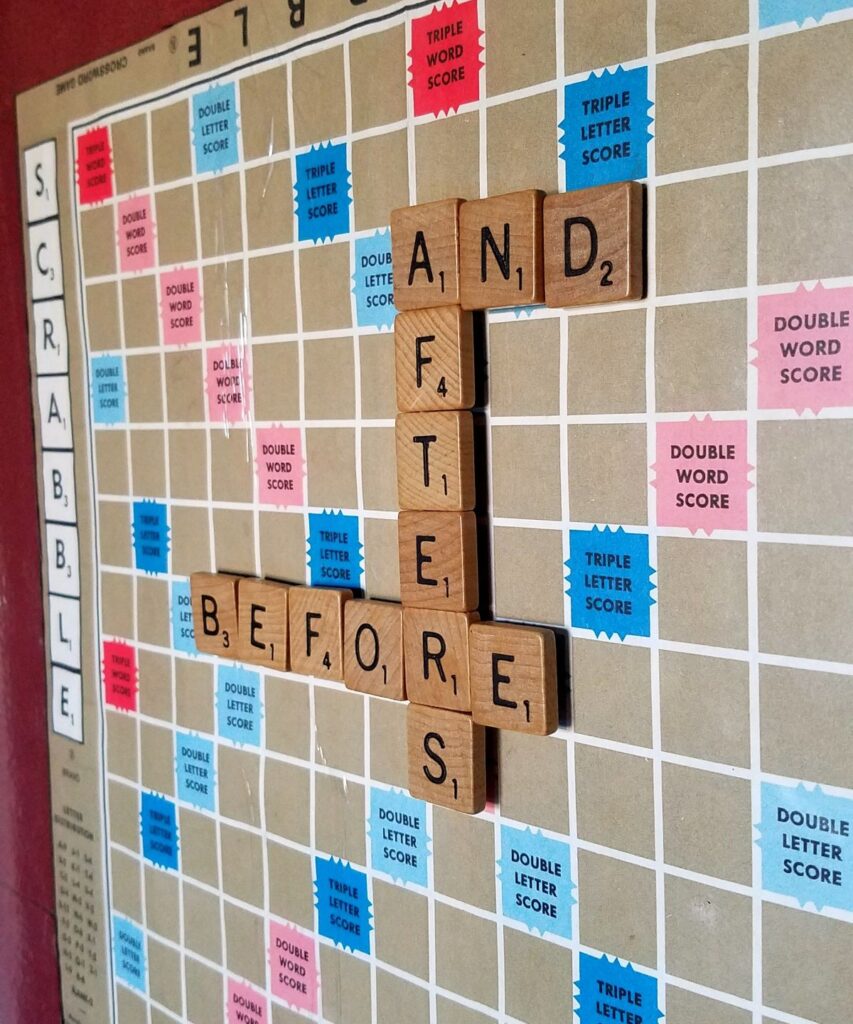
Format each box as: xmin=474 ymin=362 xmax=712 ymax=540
xmin=117 ymin=195 xmax=155 ymax=272
xmin=256 ymin=426 xmax=304 ymax=507
xmin=102 ymin=639 xmax=137 ymax=711
xmin=755 ymin=283 xmax=853 ymax=414
xmin=76 ymin=126 xmax=113 ymax=204
xmin=654 ymin=417 xmax=751 ymax=535
xmin=159 ymin=268 xmax=202 ymax=345
xmin=269 ymin=921 xmax=318 ymax=1013
xmin=206 ymin=345 xmax=252 ymax=424
xmin=226 ymin=979 xmax=267 ymax=1024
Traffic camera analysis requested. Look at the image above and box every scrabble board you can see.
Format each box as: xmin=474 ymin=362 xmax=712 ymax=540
xmin=16 ymin=2 xmax=853 ymax=1023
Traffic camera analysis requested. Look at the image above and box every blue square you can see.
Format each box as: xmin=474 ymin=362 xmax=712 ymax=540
xmin=369 ymin=788 xmax=430 ymax=887
xmin=112 ymin=914 xmax=146 ymax=992
xmin=353 ymin=230 xmax=396 ymax=330
xmin=140 ymin=791 xmax=179 ymax=870
xmin=295 ymin=142 xmax=351 ymax=242
xmin=566 ymin=526 xmax=654 ymax=640
xmin=760 ymin=0 xmax=849 ymax=27
xmin=192 ymin=82 xmax=239 ymax=173
xmin=499 ymin=825 xmax=574 ymax=939
xmin=170 ymin=579 xmax=197 ymax=655
xmin=561 ymin=66 xmax=652 ymax=189
xmin=576 ymin=953 xmax=661 ymax=1024
xmin=216 ymin=664 xmax=262 ymax=746
xmin=175 ymin=733 xmax=216 ymax=811
xmin=91 ymin=355 xmax=126 ymax=424
xmin=307 ymin=511 xmax=363 ymax=588
xmin=315 ymin=857 xmax=372 ymax=954
xmin=132 ymin=500 xmax=169 ymax=575
xmin=759 ymin=782 xmax=853 ymax=912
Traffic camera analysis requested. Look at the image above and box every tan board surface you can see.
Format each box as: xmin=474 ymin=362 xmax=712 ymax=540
xmin=17 ymin=2 xmax=853 ymax=1022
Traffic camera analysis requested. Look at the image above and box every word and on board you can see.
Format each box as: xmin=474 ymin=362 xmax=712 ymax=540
xmin=191 ymin=180 xmax=646 ymax=814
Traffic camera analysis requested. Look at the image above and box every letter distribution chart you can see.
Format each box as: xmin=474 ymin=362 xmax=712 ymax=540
xmin=16 ymin=2 xmax=853 ymax=1022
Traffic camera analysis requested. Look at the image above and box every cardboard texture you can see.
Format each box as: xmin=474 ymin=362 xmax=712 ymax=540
xmin=16 ymin=1 xmax=853 ymax=1022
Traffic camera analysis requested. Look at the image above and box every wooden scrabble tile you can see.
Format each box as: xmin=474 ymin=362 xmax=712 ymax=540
xmin=543 ymin=181 xmax=644 ymax=308
xmin=391 ymin=198 xmax=463 ymax=310
xmin=344 ymin=599 xmax=405 ymax=700
xmin=459 ymin=189 xmax=545 ymax=310
xmin=469 ymin=621 xmax=558 ymax=735
xmin=190 ymin=572 xmax=240 ymax=657
xmin=407 ymin=704 xmax=486 ymax=814
xmin=394 ymin=306 xmax=475 ymax=413
xmin=235 ymin=578 xmax=289 ymax=671
xmin=288 ymin=586 xmax=352 ymax=682
xmin=403 ymin=608 xmax=478 ymax=712
xmin=398 ymin=511 xmax=479 ymax=612
xmin=396 ymin=411 xmax=476 ymax=512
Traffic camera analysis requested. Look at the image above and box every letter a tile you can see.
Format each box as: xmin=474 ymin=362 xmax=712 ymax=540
xmin=391 ymin=198 xmax=463 ymax=309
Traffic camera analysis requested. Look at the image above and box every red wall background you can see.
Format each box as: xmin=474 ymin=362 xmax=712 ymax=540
xmin=0 ymin=3 xmax=222 ymax=1019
